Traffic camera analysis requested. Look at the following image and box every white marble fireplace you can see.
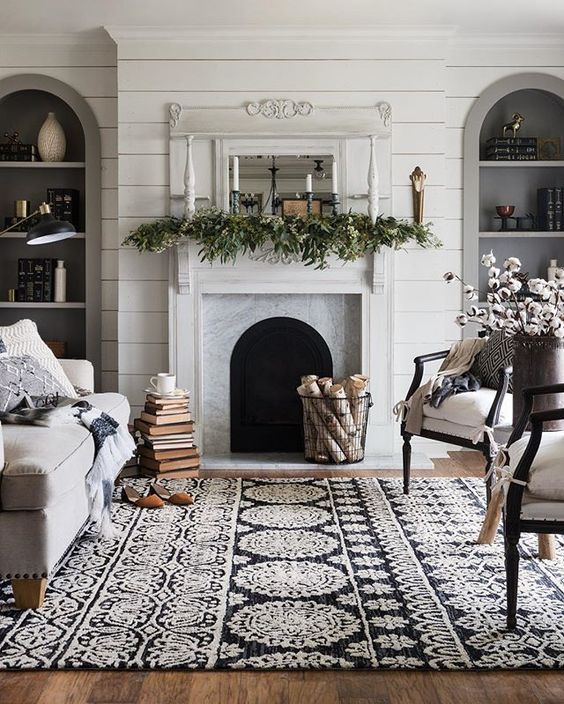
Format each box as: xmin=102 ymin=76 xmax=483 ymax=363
xmin=169 ymin=246 xmax=395 ymax=461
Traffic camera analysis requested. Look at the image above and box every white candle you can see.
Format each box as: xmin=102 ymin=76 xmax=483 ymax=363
xmin=306 ymin=174 xmax=313 ymax=193
xmin=232 ymin=156 xmax=239 ymax=191
xmin=331 ymin=160 xmax=338 ymax=194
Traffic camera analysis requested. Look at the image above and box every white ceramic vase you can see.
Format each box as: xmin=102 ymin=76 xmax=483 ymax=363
xmin=38 ymin=112 xmax=66 ymax=162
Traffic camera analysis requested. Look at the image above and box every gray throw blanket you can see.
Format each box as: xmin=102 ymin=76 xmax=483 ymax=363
xmin=0 ymin=394 xmax=135 ymax=539
xmin=430 ymin=371 xmax=481 ymax=408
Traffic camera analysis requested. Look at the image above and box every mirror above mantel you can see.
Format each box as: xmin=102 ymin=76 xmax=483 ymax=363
xmin=168 ymin=98 xmax=392 ymax=293
xmin=230 ymin=154 xmax=336 ymax=216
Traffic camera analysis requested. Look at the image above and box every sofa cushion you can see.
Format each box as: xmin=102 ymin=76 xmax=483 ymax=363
xmin=1 ymin=392 xmax=130 ymax=511
xmin=423 ymin=388 xmax=512 ymax=428
xmin=509 ymin=431 xmax=564 ymax=501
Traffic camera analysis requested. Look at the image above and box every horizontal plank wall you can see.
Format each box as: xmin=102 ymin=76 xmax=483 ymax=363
xmin=0 ymin=38 xmax=118 ymax=393
xmin=112 ymin=30 xmax=449 ymax=426
xmin=111 ymin=29 xmax=564 ymax=453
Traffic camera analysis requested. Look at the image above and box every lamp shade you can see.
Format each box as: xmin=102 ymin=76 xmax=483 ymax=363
xmin=26 ymin=203 xmax=76 ymax=245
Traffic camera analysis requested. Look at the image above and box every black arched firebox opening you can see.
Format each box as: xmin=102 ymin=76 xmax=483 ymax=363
xmin=230 ymin=317 xmax=333 ymax=452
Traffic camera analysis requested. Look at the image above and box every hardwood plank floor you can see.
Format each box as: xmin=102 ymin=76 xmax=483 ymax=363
xmin=3 ymin=452 xmax=564 ymax=704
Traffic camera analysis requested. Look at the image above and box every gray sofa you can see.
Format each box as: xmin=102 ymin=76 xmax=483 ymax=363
xmin=0 ymin=360 xmax=130 ymax=609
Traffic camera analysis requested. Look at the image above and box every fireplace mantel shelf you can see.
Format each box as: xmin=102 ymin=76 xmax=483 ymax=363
xmin=175 ymin=241 xmax=388 ymax=295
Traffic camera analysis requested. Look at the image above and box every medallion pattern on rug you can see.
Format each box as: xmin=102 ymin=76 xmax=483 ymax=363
xmin=1 ymin=477 xmax=564 ymax=669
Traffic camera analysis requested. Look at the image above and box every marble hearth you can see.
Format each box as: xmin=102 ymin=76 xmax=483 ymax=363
xmin=169 ymin=244 xmax=432 ymax=469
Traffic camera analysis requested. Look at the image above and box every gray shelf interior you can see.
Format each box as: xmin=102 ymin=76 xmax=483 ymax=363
xmin=478 ymin=236 xmax=564 ymax=292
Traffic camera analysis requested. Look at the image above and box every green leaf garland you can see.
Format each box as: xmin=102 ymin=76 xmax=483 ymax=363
xmin=122 ymin=209 xmax=441 ymax=270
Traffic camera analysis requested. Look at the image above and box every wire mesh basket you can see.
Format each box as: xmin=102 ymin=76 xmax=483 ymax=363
xmin=299 ymin=392 xmax=373 ymax=464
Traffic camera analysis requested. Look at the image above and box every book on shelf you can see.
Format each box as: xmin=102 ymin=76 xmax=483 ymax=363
xmin=46 ymin=188 xmax=80 ymax=228
xmin=486 ymin=146 xmax=537 ymax=155
xmin=138 ymin=445 xmax=199 ymax=461
xmin=17 ymin=258 xmax=56 ymax=302
xmin=140 ymin=411 xmax=191 ymax=425
xmin=0 ymin=143 xmax=37 ymax=161
xmin=139 ymin=467 xmax=200 ymax=480
xmin=138 ymin=455 xmax=201 ymax=473
xmin=537 ymin=187 xmax=563 ymax=231
xmin=485 ymin=154 xmax=538 ymax=161
xmin=134 ymin=418 xmax=194 ymax=436
xmin=486 ymin=137 xmax=537 ymax=147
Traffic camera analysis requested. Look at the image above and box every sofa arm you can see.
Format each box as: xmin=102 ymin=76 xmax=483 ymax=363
xmin=59 ymin=359 xmax=94 ymax=393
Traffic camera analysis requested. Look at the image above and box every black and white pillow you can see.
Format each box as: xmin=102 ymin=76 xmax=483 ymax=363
xmin=0 ymin=354 xmax=67 ymax=412
xmin=472 ymin=331 xmax=513 ymax=391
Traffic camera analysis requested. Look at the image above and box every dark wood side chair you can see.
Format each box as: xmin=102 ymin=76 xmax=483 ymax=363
xmin=504 ymin=382 xmax=564 ymax=629
xmin=400 ymin=348 xmax=513 ymax=494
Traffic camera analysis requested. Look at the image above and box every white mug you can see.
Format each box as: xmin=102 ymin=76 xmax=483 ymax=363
xmin=150 ymin=373 xmax=176 ymax=395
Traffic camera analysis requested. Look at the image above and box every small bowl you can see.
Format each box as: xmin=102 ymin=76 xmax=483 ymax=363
xmin=496 ymin=205 xmax=515 ymax=217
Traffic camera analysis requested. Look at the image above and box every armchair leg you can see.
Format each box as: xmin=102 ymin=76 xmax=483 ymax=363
xmin=505 ymin=534 xmax=520 ymax=630
xmin=538 ymin=534 xmax=556 ymax=560
xmin=402 ymin=433 xmax=412 ymax=495
xmin=11 ymin=578 xmax=47 ymax=609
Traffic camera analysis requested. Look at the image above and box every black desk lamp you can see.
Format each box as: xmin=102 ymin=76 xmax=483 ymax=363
xmin=0 ymin=202 xmax=76 ymax=244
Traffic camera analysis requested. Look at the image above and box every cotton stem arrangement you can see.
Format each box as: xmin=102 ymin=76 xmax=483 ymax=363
xmin=444 ymin=251 xmax=564 ymax=337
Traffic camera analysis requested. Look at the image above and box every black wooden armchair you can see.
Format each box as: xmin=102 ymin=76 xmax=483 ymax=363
xmin=401 ymin=348 xmax=513 ymax=494
xmin=504 ymin=383 xmax=564 ymax=629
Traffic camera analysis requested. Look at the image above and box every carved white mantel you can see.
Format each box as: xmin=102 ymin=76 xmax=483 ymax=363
xmin=168 ymin=98 xmax=395 ymax=457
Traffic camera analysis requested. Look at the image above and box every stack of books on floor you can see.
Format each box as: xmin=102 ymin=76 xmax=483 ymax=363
xmin=134 ymin=391 xmax=200 ymax=479
xmin=485 ymin=137 xmax=537 ymax=161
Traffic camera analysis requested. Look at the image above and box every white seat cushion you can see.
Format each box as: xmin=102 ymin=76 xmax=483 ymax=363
xmin=521 ymin=492 xmax=564 ymax=521
xmin=422 ymin=388 xmax=512 ymax=428
xmin=509 ymin=431 xmax=564 ymax=501
xmin=1 ymin=392 xmax=130 ymax=511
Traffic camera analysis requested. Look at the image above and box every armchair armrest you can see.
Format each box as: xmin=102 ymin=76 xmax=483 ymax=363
xmin=405 ymin=349 xmax=449 ymax=402
xmin=508 ymin=382 xmax=564 ymax=446
xmin=485 ymin=365 xmax=513 ymax=429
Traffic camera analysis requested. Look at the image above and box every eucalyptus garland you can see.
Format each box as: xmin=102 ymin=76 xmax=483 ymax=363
xmin=122 ymin=209 xmax=441 ymax=270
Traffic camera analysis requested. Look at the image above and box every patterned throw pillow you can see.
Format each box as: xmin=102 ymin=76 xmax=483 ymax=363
xmin=0 ymin=355 xmax=67 ymax=412
xmin=472 ymin=331 xmax=513 ymax=392
xmin=0 ymin=320 xmax=76 ymax=397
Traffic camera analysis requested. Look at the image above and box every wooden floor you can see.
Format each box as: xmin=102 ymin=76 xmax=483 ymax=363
xmin=3 ymin=451 xmax=564 ymax=704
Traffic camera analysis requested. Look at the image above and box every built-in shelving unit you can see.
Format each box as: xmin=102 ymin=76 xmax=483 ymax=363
xmin=0 ymin=76 xmax=101 ymax=380
xmin=464 ymin=75 xmax=564 ymax=308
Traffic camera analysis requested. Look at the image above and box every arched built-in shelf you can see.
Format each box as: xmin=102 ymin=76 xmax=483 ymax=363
xmin=464 ymin=73 xmax=564 ymax=306
xmin=0 ymin=75 xmax=101 ymax=383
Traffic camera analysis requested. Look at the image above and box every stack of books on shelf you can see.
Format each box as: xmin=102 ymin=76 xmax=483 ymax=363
xmin=17 ymin=258 xmax=55 ymax=302
xmin=485 ymin=137 xmax=538 ymax=161
xmin=134 ymin=391 xmax=200 ymax=479
xmin=538 ymin=187 xmax=564 ymax=231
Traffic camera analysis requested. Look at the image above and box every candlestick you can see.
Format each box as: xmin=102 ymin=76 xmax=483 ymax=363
xmin=232 ymin=190 xmax=240 ymax=214
xmin=306 ymin=190 xmax=314 ymax=215
xmin=305 ymin=174 xmax=312 ymax=193
xmin=331 ymin=160 xmax=338 ymax=195
xmin=232 ymin=156 xmax=239 ymax=192
xmin=331 ymin=193 xmax=340 ymax=217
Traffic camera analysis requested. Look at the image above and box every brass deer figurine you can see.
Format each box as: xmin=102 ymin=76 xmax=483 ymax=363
xmin=502 ymin=113 xmax=524 ymax=138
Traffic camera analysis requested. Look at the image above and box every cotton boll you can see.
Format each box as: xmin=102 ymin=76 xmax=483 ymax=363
xmin=504 ymin=257 xmax=521 ymax=272
xmin=481 ymin=251 xmax=496 ymax=267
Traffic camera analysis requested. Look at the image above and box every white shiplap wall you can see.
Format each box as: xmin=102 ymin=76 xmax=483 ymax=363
xmin=110 ymin=30 xmax=564 ymax=455
xmin=0 ymin=39 xmax=119 ymax=393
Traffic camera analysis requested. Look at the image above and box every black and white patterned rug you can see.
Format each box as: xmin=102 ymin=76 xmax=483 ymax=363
xmin=2 ymin=477 xmax=564 ymax=670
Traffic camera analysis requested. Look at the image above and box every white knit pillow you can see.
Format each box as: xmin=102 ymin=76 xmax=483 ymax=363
xmin=0 ymin=319 xmax=77 ymax=398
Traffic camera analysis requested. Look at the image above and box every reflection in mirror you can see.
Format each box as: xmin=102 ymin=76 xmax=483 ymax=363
xmin=229 ymin=155 xmax=336 ymax=216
